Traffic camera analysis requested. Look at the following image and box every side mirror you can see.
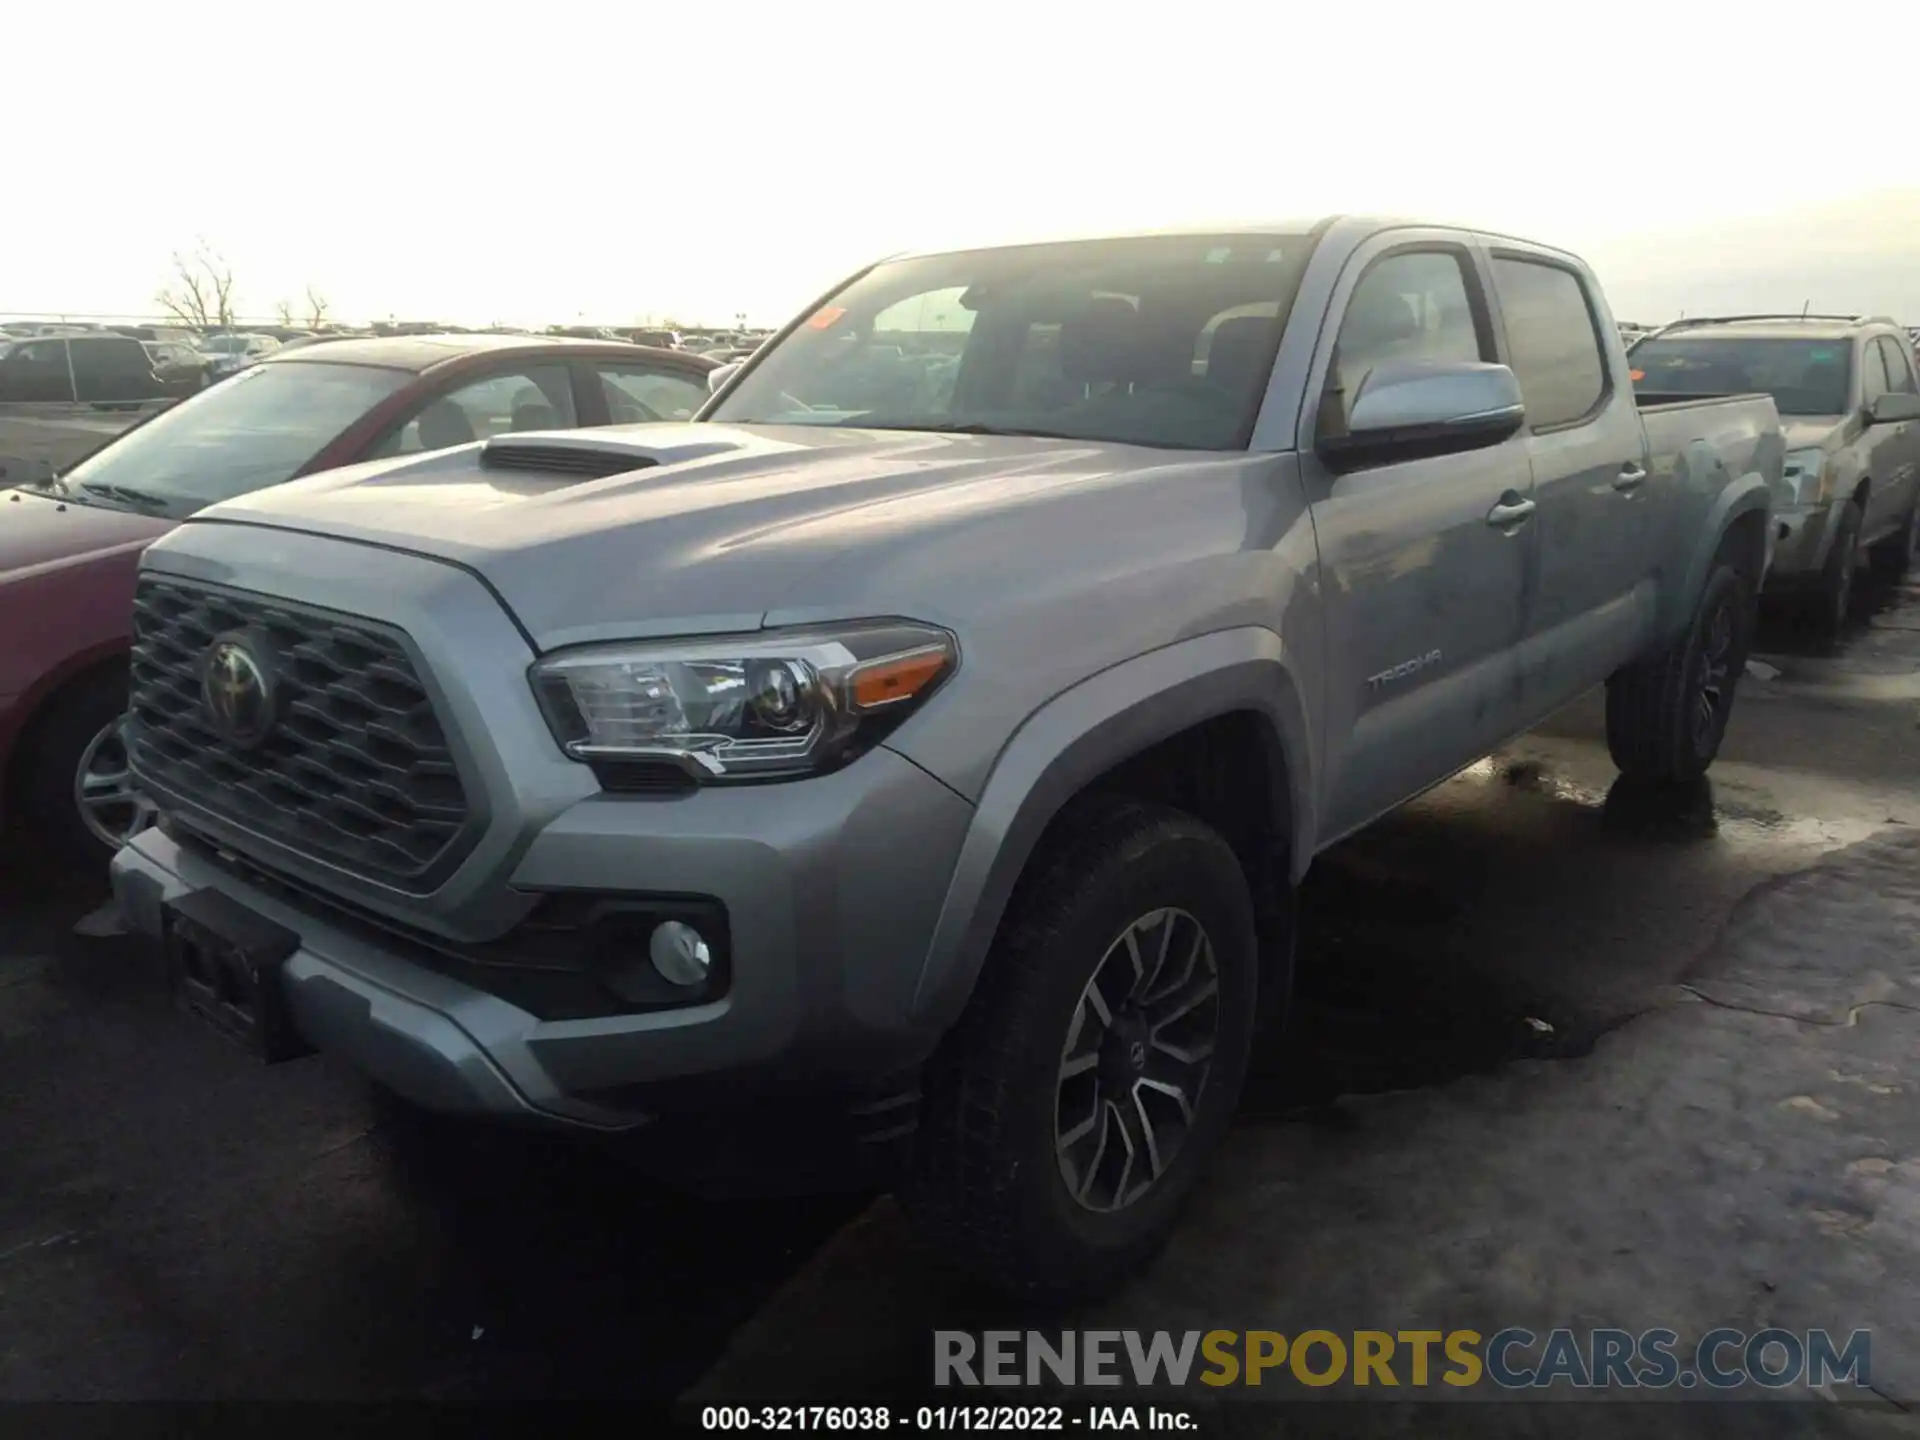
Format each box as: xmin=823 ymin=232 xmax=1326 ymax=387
xmin=708 ymin=361 xmax=742 ymax=393
xmin=1318 ymin=360 xmax=1526 ymax=471
xmin=1866 ymin=392 xmax=1920 ymax=426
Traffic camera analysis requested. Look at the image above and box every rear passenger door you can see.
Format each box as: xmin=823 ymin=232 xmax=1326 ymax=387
xmin=1487 ymin=249 xmax=1652 ymax=707
xmin=1298 ymin=233 xmax=1536 ymax=842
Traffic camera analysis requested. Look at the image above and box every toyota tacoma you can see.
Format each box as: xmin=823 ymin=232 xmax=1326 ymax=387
xmin=110 ymin=218 xmax=1783 ymax=1298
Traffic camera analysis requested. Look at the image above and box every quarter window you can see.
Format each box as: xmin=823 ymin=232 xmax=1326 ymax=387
xmin=1491 ymin=257 xmax=1610 ymax=429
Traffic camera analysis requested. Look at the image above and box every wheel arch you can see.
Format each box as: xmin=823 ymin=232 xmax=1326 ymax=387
xmin=906 ymin=626 xmax=1313 ymax=1034
xmin=1665 ymin=475 xmax=1771 ymax=639
xmin=1 ymin=645 xmax=131 ymax=830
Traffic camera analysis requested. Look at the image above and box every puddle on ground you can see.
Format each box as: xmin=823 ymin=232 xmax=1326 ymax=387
xmin=1239 ymin=753 xmax=1893 ymax=1122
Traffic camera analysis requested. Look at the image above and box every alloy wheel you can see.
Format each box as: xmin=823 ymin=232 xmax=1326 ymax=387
xmin=1054 ymin=907 xmax=1221 ymax=1214
xmin=73 ymin=718 xmax=156 ymax=851
xmin=1690 ymin=598 xmax=1735 ymax=758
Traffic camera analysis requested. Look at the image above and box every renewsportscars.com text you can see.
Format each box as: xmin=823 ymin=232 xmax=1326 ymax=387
xmin=934 ymin=1328 xmax=1872 ymax=1392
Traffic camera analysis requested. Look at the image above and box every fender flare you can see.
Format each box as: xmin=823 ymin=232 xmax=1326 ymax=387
xmin=905 ymin=626 xmax=1315 ymax=1032
xmin=1666 ymin=472 xmax=1772 ymax=637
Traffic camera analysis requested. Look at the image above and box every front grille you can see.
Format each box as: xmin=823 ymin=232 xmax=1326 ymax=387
xmin=127 ymin=576 xmax=476 ymax=890
xmin=480 ymin=443 xmax=653 ymax=479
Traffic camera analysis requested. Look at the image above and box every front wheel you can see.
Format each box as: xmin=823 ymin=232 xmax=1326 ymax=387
xmin=1605 ymin=562 xmax=1754 ymax=784
xmin=14 ymin=668 xmax=152 ymax=865
xmin=901 ymin=799 xmax=1262 ymax=1300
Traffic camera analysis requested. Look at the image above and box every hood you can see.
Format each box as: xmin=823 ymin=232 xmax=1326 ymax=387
xmin=0 ymin=487 xmax=174 ymax=580
xmin=1780 ymin=416 xmax=1845 ymax=450
xmin=187 ymin=423 xmax=1270 ymax=647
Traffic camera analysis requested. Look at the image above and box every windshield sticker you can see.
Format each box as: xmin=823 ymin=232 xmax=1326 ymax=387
xmin=805 ymin=306 xmax=847 ymax=330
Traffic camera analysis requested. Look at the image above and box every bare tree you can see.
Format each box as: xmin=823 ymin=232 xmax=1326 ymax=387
xmin=274 ymin=298 xmax=295 ymax=326
xmin=303 ymin=285 xmax=331 ymax=329
xmin=155 ymin=242 xmax=237 ymax=329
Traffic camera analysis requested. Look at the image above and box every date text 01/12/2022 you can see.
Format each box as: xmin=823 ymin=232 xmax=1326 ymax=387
xmin=699 ymin=1405 xmax=1197 ymax=1431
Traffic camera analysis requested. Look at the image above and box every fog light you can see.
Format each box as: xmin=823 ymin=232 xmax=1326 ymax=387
xmin=649 ymin=920 xmax=712 ymax=987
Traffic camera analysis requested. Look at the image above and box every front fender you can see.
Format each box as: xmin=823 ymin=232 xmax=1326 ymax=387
xmin=1664 ymin=470 xmax=1772 ymax=639
xmin=903 ymin=626 xmax=1315 ymax=1033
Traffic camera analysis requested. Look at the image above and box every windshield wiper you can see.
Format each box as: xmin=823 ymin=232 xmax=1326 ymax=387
xmin=79 ymin=481 xmax=172 ymax=512
xmin=850 ymin=420 xmax=1090 ymax=442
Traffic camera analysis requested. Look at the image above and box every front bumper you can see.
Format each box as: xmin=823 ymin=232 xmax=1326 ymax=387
xmin=1766 ymin=499 xmax=1846 ymax=582
xmin=112 ymin=744 xmax=975 ymax=1131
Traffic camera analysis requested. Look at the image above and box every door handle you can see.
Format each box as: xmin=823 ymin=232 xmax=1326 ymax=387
xmin=1614 ymin=463 xmax=1648 ymax=492
xmin=1486 ymin=496 xmax=1536 ymax=528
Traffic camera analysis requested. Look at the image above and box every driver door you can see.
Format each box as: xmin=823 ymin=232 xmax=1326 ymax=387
xmin=1297 ymin=234 xmax=1537 ymax=843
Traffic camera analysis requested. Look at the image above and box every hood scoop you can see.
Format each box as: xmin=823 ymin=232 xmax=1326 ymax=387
xmin=480 ymin=428 xmax=745 ymax=480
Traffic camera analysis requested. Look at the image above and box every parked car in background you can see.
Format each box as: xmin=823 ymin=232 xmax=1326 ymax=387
xmin=0 ymin=333 xmax=166 ymax=405
xmin=0 ymin=333 xmax=716 ymax=863
xmin=106 ymin=219 xmax=1778 ymax=1299
xmin=112 ymin=325 xmax=199 ymax=345
xmin=196 ymin=332 xmax=282 ymax=379
xmin=142 ymin=340 xmax=210 ymax=396
xmin=1629 ymin=314 xmax=1920 ymax=631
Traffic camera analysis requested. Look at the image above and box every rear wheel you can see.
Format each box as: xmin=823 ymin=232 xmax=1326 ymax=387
xmin=902 ymin=799 xmax=1262 ymax=1300
xmin=1606 ymin=562 xmax=1754 ymax=784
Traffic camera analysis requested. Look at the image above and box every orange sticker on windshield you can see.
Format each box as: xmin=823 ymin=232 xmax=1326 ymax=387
xmin=1628 ymin=369 xmax=1645 ymax=381
xmin=805 ymin=306 xmax=847 ymax=330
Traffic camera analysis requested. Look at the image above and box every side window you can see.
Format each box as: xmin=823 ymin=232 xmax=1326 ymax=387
xmin=1328 ymin=250 xmax=1486 ymax=419
xmin=1860 ymin=341 xmax=1890 ymax=405
xmin=1490 ymin=256 xmax=1610 ymax=430
xmin=1875 ymin=337 xmax=1915 ymax=395
xmin=374 ymin=365 xmax=577 ymax=457
xmin=597 ymin=365 xmax=708 ymax=423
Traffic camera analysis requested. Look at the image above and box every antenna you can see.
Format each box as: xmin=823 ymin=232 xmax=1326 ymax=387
xmin=1801 ymin=299 xmax=1811 ymax=318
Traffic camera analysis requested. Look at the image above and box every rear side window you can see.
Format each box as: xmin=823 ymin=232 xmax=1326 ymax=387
xmin=598 ymin=365 xmax=708 ymax=422
xmin=1491 ymin=257 xmax=1609 ymax=429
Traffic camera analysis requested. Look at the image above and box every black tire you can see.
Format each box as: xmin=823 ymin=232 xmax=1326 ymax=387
xmin=1871 ymin=495 xmax=1920 ymax=577
xmin=901 ymin=798 xmax=1261 ymax=1301
xmin=1605 ymin=562 xmax=1754 ymax=784
xmin=1810 ymin=499 xmax=1863 ymax=635
xmin=12 ymin=665 xmax=132 ymax=865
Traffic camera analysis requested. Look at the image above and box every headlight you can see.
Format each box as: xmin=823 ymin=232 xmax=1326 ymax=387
xmin=1782 ymin=447 xmax=1830 ymax=505
xmin=530 ymin=621 xmax=957 ymax=783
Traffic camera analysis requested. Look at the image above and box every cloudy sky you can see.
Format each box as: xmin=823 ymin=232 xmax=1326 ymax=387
xmin=8 ymin=0 xmax=1918 ymax=327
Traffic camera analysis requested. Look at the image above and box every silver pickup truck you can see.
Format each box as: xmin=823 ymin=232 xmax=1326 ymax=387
xmin=110 ymin=218 xmax=1782 ymax=1298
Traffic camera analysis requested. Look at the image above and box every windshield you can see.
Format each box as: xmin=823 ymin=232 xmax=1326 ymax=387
xmin=708 ymin=233 xmax=1315 ymax=450
xmin=55 ymin=360 xmax=411 ymax=515
xmin=1628 ymin=336 xmax=1853 ymax=416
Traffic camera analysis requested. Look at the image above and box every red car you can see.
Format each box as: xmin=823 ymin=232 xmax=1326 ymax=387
xmin=0 ymin=333 xmax=716 ymax=862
